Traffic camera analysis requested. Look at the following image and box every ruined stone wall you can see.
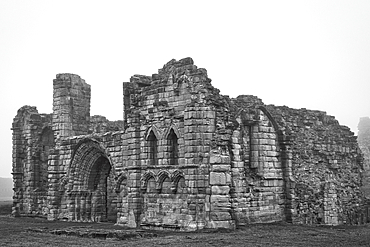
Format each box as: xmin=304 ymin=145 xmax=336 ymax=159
xmin=118 ymin=58 xmax=290 ymax=229
xmin=120 ymin=58 xmax=217 ymax=229
xmin=358 ymin=117 xmax=370 ymax=197
xmin=12 ymin=106 xmax=54 ymax=217
xmin=89 ymin=115 xmax=124 ymax=134
xmin=266 ymin=106 xmax=363 ymax=225
xmin=227 ymin=107 xmax=286 ymax=225
xmin=12 ymin=57 xmax=366 ymax=230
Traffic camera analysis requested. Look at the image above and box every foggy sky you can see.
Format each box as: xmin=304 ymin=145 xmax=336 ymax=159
xmin=0 ymin=0 xmax=370 ymax=177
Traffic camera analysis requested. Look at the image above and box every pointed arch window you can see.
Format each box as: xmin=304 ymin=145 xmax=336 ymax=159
xmin=167 ymin=129 xmax=178 ymax=165
xmin=148 ymin=131 xmax=158 ymax=166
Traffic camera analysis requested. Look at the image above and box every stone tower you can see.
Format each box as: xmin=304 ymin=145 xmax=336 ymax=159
xmin=52 ymin=74 xmax=91 ymax=140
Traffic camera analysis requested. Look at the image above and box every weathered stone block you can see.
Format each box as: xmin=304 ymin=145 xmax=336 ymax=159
xmin=211 ymin=185 xmax=230 ymax=195
xmin=210 ymin=172 xmax=226 ymax=185
xmin=210 ymin=154 xmax=222 ymax=164
xmin=210 ymin=211 xmax=232 ymax=221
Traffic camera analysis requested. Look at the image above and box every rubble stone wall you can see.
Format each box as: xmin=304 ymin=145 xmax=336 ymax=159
xmin=266 ymin=106 xmax=364 ymax=225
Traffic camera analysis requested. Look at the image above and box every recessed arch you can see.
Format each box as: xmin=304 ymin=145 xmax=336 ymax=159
xmin=68 ymin=138 xmax=117 ymax=185
xmin=171 ymin=170 xmax=186 ymax=194
xmin=157 ymin=170 xmax=171 ymax=193
xmin=141 ymin=171 xmax=156 ymax=192
xmin=65 ymin=138 xmax=118 ymax=222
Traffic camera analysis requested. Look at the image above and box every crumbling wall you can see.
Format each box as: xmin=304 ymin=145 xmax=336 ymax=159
xmin=204 ymin=94 xmax=288 ymax=226
xmin=358 ymin=117 xmax=370 ymax=197
xmin=266 ymin=106 xmax=363 ymax=225
xmin=89 ymin=115 xmax=124 ymax=134
xmin=12 ymin=106 xmax=54 ymax=217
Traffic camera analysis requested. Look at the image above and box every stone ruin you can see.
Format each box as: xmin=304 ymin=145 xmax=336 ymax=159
xmin=11 ymin=57 xmax=366 ymax=230
xmin=358 ymin=117 xmax=370 ymax=197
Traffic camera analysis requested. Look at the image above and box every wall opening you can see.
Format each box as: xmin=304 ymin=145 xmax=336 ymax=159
xmin=148 ymin=131 xmax=158 ymax=166
xmin=167 ymin=129 xmax=179 ymax=165
xmin=87 ymin=156 xmax=116 ymax=222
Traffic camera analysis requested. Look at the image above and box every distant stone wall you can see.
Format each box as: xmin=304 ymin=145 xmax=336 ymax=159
xmin=358 ymin=117 xmax=370 ymax=197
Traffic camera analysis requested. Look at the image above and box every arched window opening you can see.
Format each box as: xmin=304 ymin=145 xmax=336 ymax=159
xmin=167 ymin=129 xmax=178 ymax=165
xmin=148 ymin=131 xmax=158 ymax=166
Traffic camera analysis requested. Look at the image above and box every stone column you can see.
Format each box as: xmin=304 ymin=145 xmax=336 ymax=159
xmin=67 ymin=192 xmax=75 ymax=221
xmin=80 ymin=192 xmax=86 ymax=222
xmin=75 ymin=192 xmax=81 ymax=221
xmin=86 ymin=192 xmax=92 ymax=222
xmin=127 ymin=167 xmax=142 ymax=228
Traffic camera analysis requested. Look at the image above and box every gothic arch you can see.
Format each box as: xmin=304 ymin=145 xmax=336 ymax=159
xmin=67 ymin=138 xmax=117 ymax=190
xmin=141 ymin=171 xmax=156 ymax=192
xmin=171 ymin=169 xmax=185 ymax=193
xmin=157 ymin=170 xmax=171 ymax=192
xmin=65 ymin=138 xmax=118 ymax=222
xmin=145 ymin=125 xmax=161 ymax=140
xmin=171 ymin=169 xmax=184 ymax=184
xmin=258 ymin=106 xmax=286 ymax=144
xmin=164 ymin=124 xmax=181 ymax=139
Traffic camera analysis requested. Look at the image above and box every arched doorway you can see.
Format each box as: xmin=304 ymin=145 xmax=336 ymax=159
xmin=66 ymin=139 xmax=117 ymax=222
xmin=87 ymin=156 xmax=116 ymax=222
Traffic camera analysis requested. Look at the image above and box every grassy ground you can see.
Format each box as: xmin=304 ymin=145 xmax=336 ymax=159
xmin=0 ymin=199 xmax=12 ymax=215
xmin=1 ymin=201 xmax=370 ymax=247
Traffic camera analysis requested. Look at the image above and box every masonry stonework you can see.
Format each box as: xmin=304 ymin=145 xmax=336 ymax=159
xmin=12 ymin=58 xmax=366 ymax=230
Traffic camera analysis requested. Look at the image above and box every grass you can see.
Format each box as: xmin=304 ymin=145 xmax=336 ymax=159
xmin=0 ymin=199 xmax=12 ymax=215
xmin=1 ymin=200 xmax=370 ymax=247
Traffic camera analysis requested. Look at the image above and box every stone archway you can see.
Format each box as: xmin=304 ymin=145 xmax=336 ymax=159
xmin=66 ymin=139 xmax=117 ymax=222
xmin=87 ymin=156 xmax=116 ymax=222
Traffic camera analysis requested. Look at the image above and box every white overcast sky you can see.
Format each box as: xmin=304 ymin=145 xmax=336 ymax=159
xmin=0 ymin=0 xmax=370 ymax=178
